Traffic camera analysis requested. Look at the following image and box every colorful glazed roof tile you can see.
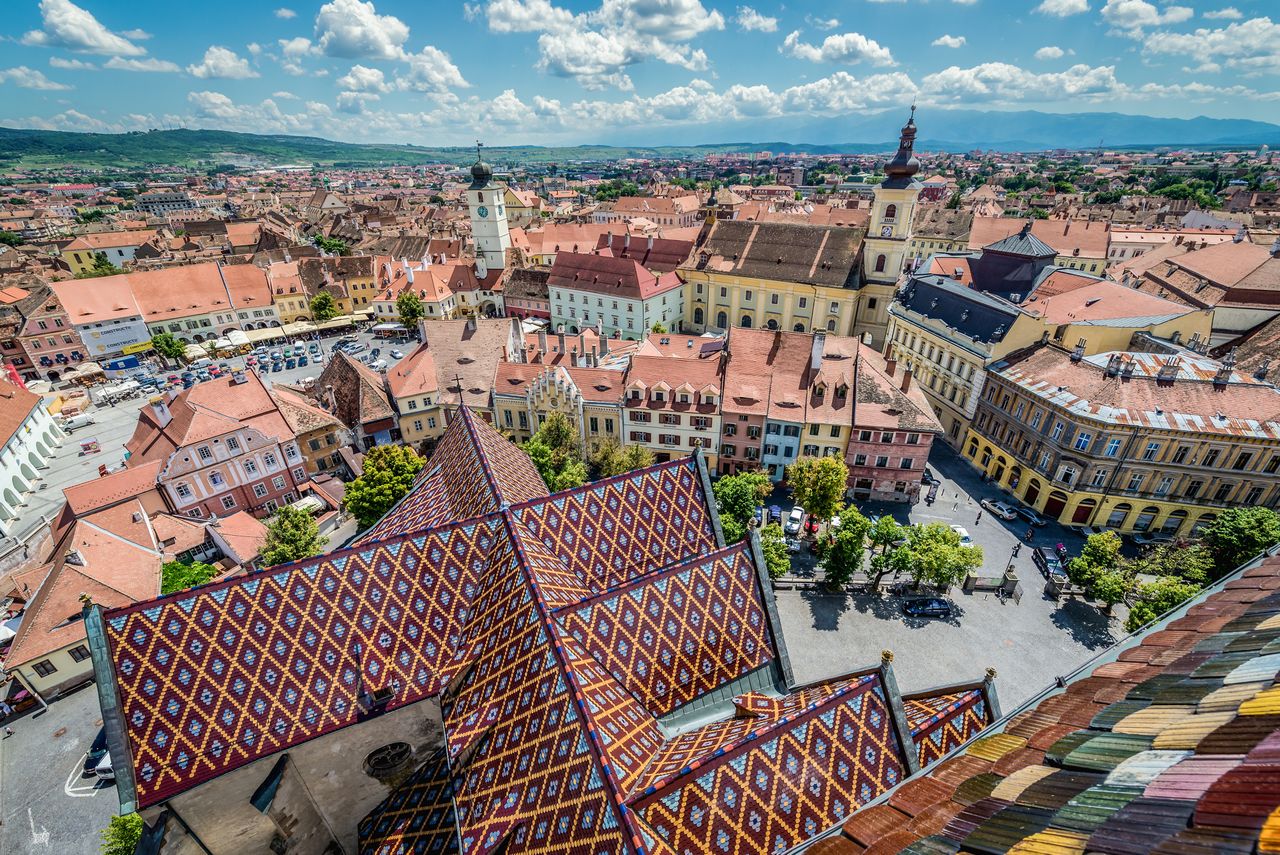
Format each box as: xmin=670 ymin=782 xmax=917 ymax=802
xmin=95 ymin=407 xmax=995 ymax=854
xmin=820 ymin=551 xmax=1280 ymax=855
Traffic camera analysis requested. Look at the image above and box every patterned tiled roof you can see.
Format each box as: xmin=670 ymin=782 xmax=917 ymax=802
xmin=97 ymin=406 xmax=995 ymax=854
xmin=823 ymin=552 xmax=1280 ymax=855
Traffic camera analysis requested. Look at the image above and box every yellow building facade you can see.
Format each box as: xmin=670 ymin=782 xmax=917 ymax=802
xmin=492 ymin=363 xmax=624 ymax=454
xmin=963 ymin=346 xmax=1280 ymax=537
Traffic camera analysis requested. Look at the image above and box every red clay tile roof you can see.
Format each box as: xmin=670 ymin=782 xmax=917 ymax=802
xmin=548 ymin=251 xmax=683 ymax=300
xmin=0 ymin=380 xmax=42 ymax=448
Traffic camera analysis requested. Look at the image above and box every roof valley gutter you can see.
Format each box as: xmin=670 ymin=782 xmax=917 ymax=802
xmin=83 ymin=601 xmax=139 ymax=814
xmin=786 ymin=539 xmax=1280 ymax=855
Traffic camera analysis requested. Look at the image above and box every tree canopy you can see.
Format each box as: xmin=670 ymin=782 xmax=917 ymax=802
xmin=1201 ymin=507 xmax=1280 ymax=578
xmin=151 ymin=331 xmax=187 ymax=361
xmin=785 ymin=455 xmax=847 ymax=522
xmin=0 ymin=230 xmax=21 ymax=247
xmin=310 ymin=292 xmax=338 ymax=322
xmin=313 ymin=235 xmax=350 ymax=255
xmin=890 ymin=522 xmax=983 ymax=590
xmin=758 ymin=523 xmax=791 ymax=580
xmin=261 ymin=505 xmax=327 ymax=567
xmin=344 ymin=444 xmax=426 ymax=530
xmin=586 ymin=437 xmax=653 ymax=480
xmin=1126 ymin=576 xmax=1203 ymax=632
xmin=1067 ymin=530 xmax=1123 ymax=589
xmin=160 ymin=560 xmax=219 ymax=595
xmin=75 ymin=251 xmax=122 ymax=279
xmin=712 ymin=469 xmax=772 ymax=544
xmin=521 ymin=411 xmax=587 ymax=492
xmin=100 ymin=813 xmax=144 ymax=855
xmin=396 ymin=291 xmax=425 ymax=331
xmin=819 ymin=508 xmax=872 ymax=590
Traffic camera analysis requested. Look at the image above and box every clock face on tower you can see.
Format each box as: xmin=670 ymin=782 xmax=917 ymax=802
xmin=880 ymin=225 xmax=893 ymax=237
xmin=476 ymin=205 xmax=489 ymax=219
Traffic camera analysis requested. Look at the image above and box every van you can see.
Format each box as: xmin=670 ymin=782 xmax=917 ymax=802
xmin=61 ymin=414 xmax=96 ymax=433
xmin=190 ymin=357 xmax=213 ymax=370
xmin=369 ymin=359 xmax=388 ymax=372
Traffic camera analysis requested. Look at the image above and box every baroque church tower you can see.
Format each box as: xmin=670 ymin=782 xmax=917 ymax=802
xmin=855 ymin=109 xmax=923 ymax=344
xmin=466 ymin=142 xmax=511 ymax=277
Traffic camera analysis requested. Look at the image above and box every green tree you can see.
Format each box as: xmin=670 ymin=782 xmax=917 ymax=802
xmin=521 ymin=411 xmax=587 ymax=491
xmin=1090 ymin=567 xmax=1135 ymax=614
xmin=1067 ymin=530 xmax=1122 ymax=589
xmin=100 ymin=813 xmax=144 ymax=855
xmin=75 ymin=251 xmax=122 ymax=279
xmin=151 ymin=331 xmax=187 ymax=361
xmin=758 ymin=523 xmax=791 ymax=580
xmin=313 ymin=235 xmax=350 ymax=255
xmin=161 ymin=560 xmax=219 ymax=595
xmin=1127 ymin=541 xmax=1212 ymax=585
xmin=890 ymin=522 xmax=983 ymax=590
xmin=819 ymin=508 xmax=872 ymax=590
xmin=868 ymin=515 xmax=904 ymax=555
xmin=587 ymin=437 xmax=654 ymax=479
xmin=310 ymin=292 xmax=338 ymax=322
xmin=344 ymin=444 xmax=426 ymax=529
xmin=396 ymin=291 xmax=425 ymax=331
xmin=261 ymin=505 xmax=327 ymax=566
xmin=1126 ymin=576 xmax=1203 ymax=632
xmin=712 ymin=470 xmax=772 ymax=543
xmin=0 ymin=230 xmax=21 ymax=247
xmin=650 ymin=321 xmax=668 ymax=334
xmin=785 ymin=455 xmax=847 ymax=523
xmin=76 ymin=209 xmax=106 ymax=223
xmin=1201 ymin=507 xmax=1280 ymax=578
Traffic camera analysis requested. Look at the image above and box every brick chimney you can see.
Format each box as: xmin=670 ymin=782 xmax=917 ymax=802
xmin=885 ymin=356 xmax=896 ymax=377
xmin=900 ymin=367 xmax=913 ymax=393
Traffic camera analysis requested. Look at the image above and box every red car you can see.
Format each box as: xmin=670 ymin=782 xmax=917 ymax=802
xmin=803 ymin=517 xmax=820 ymax=536
xmin=246 ymin=355 xmax=257 ymax=365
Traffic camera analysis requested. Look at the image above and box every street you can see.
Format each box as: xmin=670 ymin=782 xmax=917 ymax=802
xmin=771 ymin=443 xmax=1122 ymax=710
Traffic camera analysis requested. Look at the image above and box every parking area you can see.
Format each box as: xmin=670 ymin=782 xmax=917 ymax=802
xmin=770 ymin=443 xmax=1122 ymax=710
xmin=0 ymin=686 xmax=118 ymax=855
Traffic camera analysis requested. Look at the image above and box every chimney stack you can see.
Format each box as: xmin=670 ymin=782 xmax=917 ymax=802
xmin=885 ymin=356 xmax=897 ymax=377
xmin=404 ymin=257 xmax=414 ymax=284
xmin=900 ymin=367 xmax=913 ymax=393
xmin=417 ymin=317 xmax=430 ymax=345
xmin=599 ymin=333 xmax=609 ymax=356
xmin=557 ymin=330 xmax=566 ymax=355
xmin=149 ymin=394 xmax=173 ymax=429
xmin=810 ymin=331 xmax=826 ymax=373
xmin=538 ymin=328 xmax=548 ymax=356
xmin=1254 ymin=356 xmax=1272 ymax=382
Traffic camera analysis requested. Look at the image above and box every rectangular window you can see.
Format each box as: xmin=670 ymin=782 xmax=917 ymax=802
xmin=1051 ymin=422 xmax=1064 ymax=442
xmin=407 ymin=399 xmax=418 ymax=410
xmin=243 ymin=460 xmax=258 ymax=475
xmin=1074 ymin=432 xmax=1092 ymax=452
xmin=209 ymin=471 xmax=224 ymax=487
xmin=264 ymin=452 xmax=278 ymax=469
xmin=1184 ymin=480 xmax=1202 ymax=499
xmin=875 ymin=455 xmax=889 ymax=467
xmin=33 ymin=660 xmax=57 ymax=677
xmin=1267 ymin=456 xmax=1280 ymax=475
xmin=854 ymin=454 xmax=867 ymax=466
xmin=1091 ymin=469 xmax=1108 ymax=488
xmin=253 ymin=483 xmax=268 ymax=498
xmin=1030 ymin=412 xmax=1042 ymax=430
xmin=1155 ymin=476 xmax=1173 ymax=496
xmin=1172 ymin=446 xmax=1189 ymax=464
xmin=880 ymin=432 xmax=894 ymax=443
xmin=198 ymin=446 xmax=212 ymax=461
xmin=798 ymin=297 xmax=808 ymax=309
xmin=427 ymin=418 xmax=437 ymax=429
xmin=176 ymin=483 xmax=192 ymax=499
xmin=1142 ymin=442 xmax=1160 ymax=461
xmin=272 ymin=476 xmax=286 ymax=490
xmin=900 ymin=458 xmax=914 ymax=469
xmin=1214 ymin=483 xmax=1233 ymax=502
xmin=1245 ymin=486 xmax=1264 ymax=505
xmin=1126 ymin=472 xmax=1144 ymax=491
xmin=413 ymin=419 xmax=423 ymax=432
xmin=226 ymin=437 xmax=240 ymax=452
xmin=1233 ymin=452 xmax=1253 ymax=471
xmin=69 ymin=645 xmax=91 ymax=663
xmin=221 ymin=495 xmax=236 ymax=510
xmin=293 ymin=468 xmax=306 ymax=481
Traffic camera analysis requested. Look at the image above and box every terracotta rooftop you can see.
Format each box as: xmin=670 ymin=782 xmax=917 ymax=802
xmin=548 ymin=251 xmax=683 ymax=300
xmin=685 ymin=219 xmax=865 ymax=289
xmin=0 ymin=380 xmax=42 ymax=448
xmin=968 ymin=217 xmax=1111 ymax=258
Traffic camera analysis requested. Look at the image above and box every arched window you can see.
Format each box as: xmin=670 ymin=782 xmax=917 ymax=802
xmin=693 ymin=307 xmax=704 ymax=325
xmin=766 ymin=319 xmax=778 ymax=330
xmin=875 ymin=255 xmax=887 ymax=273
xmin=826 ymin=319 xmax=837 ymax=332
xmin=716 ymin=311 xmax=728 ymax=329
xmin=793 ymin=323 xmax=806 ymax=332
xmin=741 ymin=315 xmax=752 ymax=328
xmin=884 ymin=204 xmax=897 ymax=221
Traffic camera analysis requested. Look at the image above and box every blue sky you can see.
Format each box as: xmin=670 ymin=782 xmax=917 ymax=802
xmin=2 ymin=0 xmax=1278 ymax=145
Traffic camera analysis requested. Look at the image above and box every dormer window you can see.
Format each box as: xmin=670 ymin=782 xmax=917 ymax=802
xmin=836 ymin=384 xmax=848 ymax=399
xmin=679 ymin=393 xmax=690 ymax=404
xmin=653 ymin=390 xmax=665 ymax=402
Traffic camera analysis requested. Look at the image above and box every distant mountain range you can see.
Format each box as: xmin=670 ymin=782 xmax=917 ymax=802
xmin=1 ymin=109 xmax=1276 ymax=170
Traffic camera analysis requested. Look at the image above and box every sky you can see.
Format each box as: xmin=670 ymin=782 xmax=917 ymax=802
xmin=1 ymin=0 xmax=1278 ymax=146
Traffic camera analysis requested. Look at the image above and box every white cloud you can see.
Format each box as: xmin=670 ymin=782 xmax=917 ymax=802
xmin=1035 ymin=45 xmax=1066 ymax=59
xmin=336 ymin=64 xmax=390 ymax=92
xmin=805 ymin=14 xmax=840 ymax=29
xmin=313 ymin=0 xmax=410 ymax=60
xmin=735 ymin=6 xmax=777 ymax=32
xmin=105 ymin=56 xmax=182 ymax=72
xmin=21 ymin=0 xmax=146 ymax=56
xmin=781 ymin=30 xmax=896 ymax=66
xmin=474 ymin=0 xmax=724 ymax=89
xmin=274 ymin=7 xmax=297 ymax=18
xmin=49 ymin=56 xmax=95 ymax=70
xmin=932 ymin=34 xmax=966 ymax=48
xmin=336 ymin=91 xmax=379 ymax=113
xmin=247 ymin=43 xmax=263 ymax=56
xmin=0 ymin=66 xmax=73 ymax=91
xmin=272 ymin=90 xmax=298 ymax=99
xmin=187 ymin=46 xmax=259 ymax=79
xmin=1101 ymin=0 xmax=1193 ymax=37
xmin=1034 ymin=0 xmax=1089 ymax=17
xmin=397 ymin=47 xmax=469 ymax=92
xmin=1143 ymin=16 xmax=1280 ymax=74
xmin=1203 ymin=7 xmax=1242 ymax=19
xmin=952 ymin=0 xmax=978 ymax=5
xmin=922 ymin=62 xmax=1124 ymax=103
xmin=277 ymin=37 xmax=314 ymax=75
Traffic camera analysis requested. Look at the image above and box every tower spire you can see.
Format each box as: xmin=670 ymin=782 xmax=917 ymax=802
xmin=882 ymin=107 xmax=920 ymax=188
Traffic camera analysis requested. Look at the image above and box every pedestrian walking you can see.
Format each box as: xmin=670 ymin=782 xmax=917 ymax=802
xmin=975 ymin=511 xmax=983 ymax=525
xmin=4 ymin=726 xmax=14 ymax=738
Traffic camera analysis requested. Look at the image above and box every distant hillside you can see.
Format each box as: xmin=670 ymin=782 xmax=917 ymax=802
xmin=1 ymin=109 xmax=1277 ymax=171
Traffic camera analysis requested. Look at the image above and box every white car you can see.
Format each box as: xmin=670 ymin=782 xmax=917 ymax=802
xmin=390 ymin=349 xmax=404 ymax=359
xmin=95 ymin=751 xmax=115 ymax=781
xmin=950 ymin=525 xmax=973 ymax=545
xmin=784 ymin=506 xmax=805 ymax=535
xmin=980 ymin=499 xmax=1019 ymax=521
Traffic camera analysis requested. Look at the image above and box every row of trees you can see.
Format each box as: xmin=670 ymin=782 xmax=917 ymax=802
xmin=1068 ymin=507 xmax=1280 ymax=632
xmin=521 ymin=411 xmax=655 ymax=491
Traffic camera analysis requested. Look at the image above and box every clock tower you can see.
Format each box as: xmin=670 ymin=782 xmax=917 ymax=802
xmin=857 ymin=108 xmax=923 ymax=344
xmin=467 ymin=142 xmax=511 ymax=274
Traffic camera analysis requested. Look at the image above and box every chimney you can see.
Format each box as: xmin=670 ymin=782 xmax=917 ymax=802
xmin=1070 ymin=337 xmax=1086 ymax=362
xmin=885 ymin=356 xmax=897 ymax=377
xmin=557 ymin=330 xmax=566 ymax=355
xmin=1254 ymin=356 xmax=1272 ymax=382
xmin=1104 ymin=352 xmax=1123 ymax=377
xmin=1215 ymin=348 xmax=1237 ymax=387
xmin=624 ymin=232 xmax=631 ymax=249
xmin=599 ymin=334 xmax=609 ymax=356
xmin=810 ymin=331 xmax=826 ymax=372
xmin=417 ymin=316 xmax=430 ymax=345
xmin=1157 ymin=356 xmax=1179 ymax=383
xmin=404 ymin=257 xmax=414 ymax=284
xmin=149 ymin=394 xmax=172 ymax=429
xmin=231 ymin=369 xmax=247 ymax=385
xmin=647 ymin=235 xmax=654 ymax=251
xmin=900 ymin=367 xmax=913 ymax=393
xmin=538 ymin=328 xmax=548 ymax=356
xmin=578 ymin=332 xmax=586 ymax=357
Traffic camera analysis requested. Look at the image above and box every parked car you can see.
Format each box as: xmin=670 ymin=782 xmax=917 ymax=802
xmin=82 ymin=727 xmax=109 ymax=777
xmin=950 ymin=525 xmax=973 ymax=545
xmin=1133 ymin=532 xmax=1174 ymax=549
xmin=271 ymin=361 xmax=283 ymax=372
xmin=784 ymin=506 xmax=805 ymax=535
xmin=269 ymin=350 xmax=282 ymax=361
xmin=245 ymin=355 xmax=258 ymax=366
xmin=902 ymin=598 xmax=953 ymax=618
xmin=1014 ymin=506 xmax=1047 ymax=526
xmin=767 ymin=505 xmax=782 ymax=525
xmin=752 ymin=506 xmax=763 ymax=527
xmin=370 ymin=347 xmax=381 ymax=358
xmin=344 ymin=342 xmax=367 ymax=355
xmin=369 ymin=359 xmax=389 ymax=372
xmin=1033 ymin=546 xmax=1065 ymax=579
xmin=208 ymin=366 xmax=222 ymax=377
xmin=298 ymin=355 xmax=309 ymax=367
xmin=1073 ymin=525 xmax=1108 ymax=537
xmin=803 ymin=516 xmax=820 ymax=536
xmin=921 ymin=468 xmax=939 ymax=486
xmin=980 ymin=499 xmax=1019 ymax=520
xmin=785 ymin=537 xmax=803 ymax=554
xmin=339 ymin=333 xmax=359 ymax=343
xmin=94 ymin=751 xmax=115 ymax=782
xmin=390 ymin=349 xmax=404 ymax=359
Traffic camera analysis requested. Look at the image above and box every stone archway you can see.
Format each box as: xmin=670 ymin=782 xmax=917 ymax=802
xmin=0 ymin=488 xmax=18 ymax=519
xmin=19 ymin=462 xmax=37 ymax=483
xmin=1023 ymin=478 xmax=1041 ymax=506
xmin=1071 ymin=497 xmax=1096 ymax=524
xmin=1043 ymin=490 xmax=1069 ymax=519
